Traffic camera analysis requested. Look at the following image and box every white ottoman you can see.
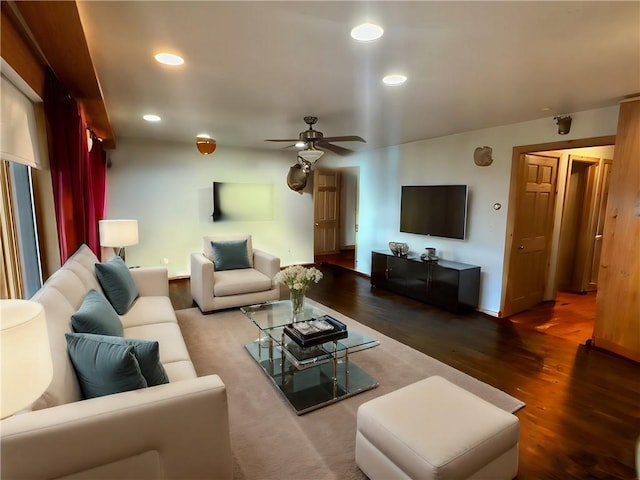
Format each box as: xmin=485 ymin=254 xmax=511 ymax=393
xmin=356 ymin=376 xmax=519 ymax=480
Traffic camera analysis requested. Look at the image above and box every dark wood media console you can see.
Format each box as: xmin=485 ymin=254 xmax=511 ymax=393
xmin=370 ymin=251 xmax=481 ymax=313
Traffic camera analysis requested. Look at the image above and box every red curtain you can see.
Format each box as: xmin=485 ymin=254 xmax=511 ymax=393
xmin=44 ymin=68 xmax=106 ymax=262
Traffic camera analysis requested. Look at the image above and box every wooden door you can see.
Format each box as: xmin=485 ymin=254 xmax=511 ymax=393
xmin=587 ymin=159 xmax=612 ymax=289
xmin=503 ymin=154 xmax=559 ymax=316
xmin=567 ymin=156 xmax=599 ymax=292
xmin=313 ymin=169 xmax=340 ymax=255
xmin=593 ymin=98 xmax=640 ymax=362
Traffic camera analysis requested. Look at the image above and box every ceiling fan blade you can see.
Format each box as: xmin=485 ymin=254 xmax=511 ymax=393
xmin=321 ymin=135 xmax=366 ymax=143
xmin=265 ymin=139 xmax=299 ymax=142
xmin=318 ymin=142 xmax=354 ymax=156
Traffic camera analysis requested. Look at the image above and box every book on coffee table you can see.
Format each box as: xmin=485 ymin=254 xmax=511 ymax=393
xmin=284 ymin=315 xmax=348 ymax=348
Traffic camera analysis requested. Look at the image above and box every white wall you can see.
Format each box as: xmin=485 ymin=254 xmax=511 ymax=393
xmin=105 ymin=138 xmax=314 ymax=277
xmin=106 ymin=106 xmax=619 ymax=315
xmin=323 ymin=106 xmax=620 ymax=316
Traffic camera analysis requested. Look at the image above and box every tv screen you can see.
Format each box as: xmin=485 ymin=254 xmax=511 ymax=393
xmin=400 ymin=185 xmax=468 ymax=239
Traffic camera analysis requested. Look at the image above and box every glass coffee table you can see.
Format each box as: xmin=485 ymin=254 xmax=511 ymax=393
xmin=241 ymin=300 xmax=380 ymax=415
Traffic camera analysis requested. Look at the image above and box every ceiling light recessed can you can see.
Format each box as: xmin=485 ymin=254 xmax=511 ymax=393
xmin=351 ymin=23 xmax=384 ymax=42
xmin=143 ymin=114 xmax=161 ymax=122
xmin=382 ymin=74 xmax=407 ymax=86
xmin=154 ymin=53 xmax=184 ymax=66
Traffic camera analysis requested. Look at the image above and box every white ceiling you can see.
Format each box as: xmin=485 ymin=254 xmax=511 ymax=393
xmin=76 ymin=1 xmax=640 ymax=153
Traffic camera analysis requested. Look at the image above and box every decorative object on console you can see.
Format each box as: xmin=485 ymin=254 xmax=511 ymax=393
xmin=274 ymin=265 xmax=323 ymax=320
xmin=196 ymin=135 xmax=217 ymax=155
xmin=473 ymin=146 xmax=493 ymax=166
xmin=0 ymin=300 xmax=53 ymax=418
xmin=388 ymin=242 xmax=409 ymax=257
xmin=420 ymin=247 xmax=439 ymax=263
xmin=99 ymin=219 xmax=139 ymax=261
xmin=554 ymin=115 xmax=572 ymax=135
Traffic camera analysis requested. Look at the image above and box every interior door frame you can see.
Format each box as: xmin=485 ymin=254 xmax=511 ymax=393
xmin=499 ymin=135 xmax=616 ymax=317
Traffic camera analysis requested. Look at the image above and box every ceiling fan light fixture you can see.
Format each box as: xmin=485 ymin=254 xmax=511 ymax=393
xmin=196 ymin=135 xmax=217 ymax=155
xmin=351 ymin=23 xmax=384 ymax=42
xmin=382 ymin=74 xmax=407 ymax=86
xmin=154 ymin=53 xmax=184 ymax=66
xmin=143 ymin=114 xmax=161 ymax=122
xmin=298 ymin=148 xmax=324 ymax=164
xmin=295 ymin=141 xmax=306 ymax=148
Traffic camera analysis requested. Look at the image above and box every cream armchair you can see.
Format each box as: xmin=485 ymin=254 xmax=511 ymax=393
xmin=191 ymin=234 xmax=280 ymax=313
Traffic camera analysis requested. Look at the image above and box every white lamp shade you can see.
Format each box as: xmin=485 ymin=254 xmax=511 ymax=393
xmin=99 ymin=219 xmax=139 ymax=247
xmin=1 ymin=300 xmax=53 ymax=418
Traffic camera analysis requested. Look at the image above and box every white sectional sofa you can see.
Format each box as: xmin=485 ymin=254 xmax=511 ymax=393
xmin=0 ymin=244 xmax=233 ymax=479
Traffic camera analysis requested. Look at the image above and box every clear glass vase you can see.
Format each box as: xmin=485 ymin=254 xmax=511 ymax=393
xmin=290 ymin=289 xmax=306 ymax=321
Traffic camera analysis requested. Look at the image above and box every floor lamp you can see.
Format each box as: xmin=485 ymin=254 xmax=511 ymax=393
xmin=99 ymin=219 xmax=139 ymax=262
xmin=1 ymin=300 xmax=53 ymax=418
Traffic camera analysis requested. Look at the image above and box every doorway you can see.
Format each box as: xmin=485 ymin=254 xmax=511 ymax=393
xmin=313 ymin=166 xmax=358 ymax=271
xmin=501 ymin=137 xmax=615 ymax=343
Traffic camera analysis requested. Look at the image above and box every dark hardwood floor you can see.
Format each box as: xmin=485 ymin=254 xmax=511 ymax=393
xmin=169 ymin=265 xmax=640 ymax=480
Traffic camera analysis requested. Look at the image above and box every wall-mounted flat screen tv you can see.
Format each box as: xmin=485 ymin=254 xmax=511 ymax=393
xmin=400 ymin=185 xmax=468 ymax=239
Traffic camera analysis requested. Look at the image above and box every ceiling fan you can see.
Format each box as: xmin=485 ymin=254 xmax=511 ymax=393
xmin=266 ymin=116 xmax=366 ymax=156
xmin=267 ymin=116 xmax=366 ymax=193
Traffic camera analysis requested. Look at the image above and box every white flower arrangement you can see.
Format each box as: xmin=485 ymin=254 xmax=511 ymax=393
xmin=274 ymin=265 xmax=323 ymax=292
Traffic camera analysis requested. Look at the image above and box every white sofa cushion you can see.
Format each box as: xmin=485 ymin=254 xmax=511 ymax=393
xmin=213 ymin=269 xmax=273 ymax=297
xmin=124 ymin=323 xmax=192 ymax=365
xmin=121 ymin=296 xmax=178 ymax=328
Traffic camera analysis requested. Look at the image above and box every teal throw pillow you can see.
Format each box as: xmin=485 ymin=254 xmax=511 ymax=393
xmin=210 ymin=239 xmax=251 ymax=271
xmin=122 ymin=337 xmax=169 ymax=386
xmin=66 ymin=333 xmax=169 ymax=399
xmin=66 ymin=333 xmax=147 ymax=399
xmin=95 ymin=256 xmax=139 ymax=314
xmin=71 ymin=289 xmax=123 ymax=337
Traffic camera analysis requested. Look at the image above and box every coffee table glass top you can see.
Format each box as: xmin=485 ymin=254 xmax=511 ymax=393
xmin=242 ymin=301 xmax=379 ymax=356
xmin=241 ymin=300 xmax=325 ymax=331
xmin=240 ymin=300 xmax=380 ymax=414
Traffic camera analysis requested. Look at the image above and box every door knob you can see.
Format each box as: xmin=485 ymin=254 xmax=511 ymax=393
xmin=519 ymin=245 xmax=524 ymax=250
xmin=315 ymin=223 xmax=319 ymax=226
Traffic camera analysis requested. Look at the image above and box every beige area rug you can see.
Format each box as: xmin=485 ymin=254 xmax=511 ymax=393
xmin=176 ymin=300 xmax=525 ymax=480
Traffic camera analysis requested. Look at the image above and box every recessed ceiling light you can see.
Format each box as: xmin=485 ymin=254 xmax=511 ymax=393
xmin=143 ymin=114 xmax=161 ymax=122
xmin=154 ymin=53 xmax=184 ymax=66
xmin=351 ymin=23 xmax=384 ymax=42
xmin=540 ymin=107 xmax=552 ymax=112
xmin=382 ymin=74 xmax=407 ymax=86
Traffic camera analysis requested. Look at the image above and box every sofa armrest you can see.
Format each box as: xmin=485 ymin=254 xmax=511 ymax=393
xmin=130 ymin=266 xmax=169 ymax=297
xmin=1 ymin=375 xmax=232 ymax=480
xmin=190 ymin=253 xmax=214 ymax=309
xmin=254 ymin=249 xmax=280 ymax=280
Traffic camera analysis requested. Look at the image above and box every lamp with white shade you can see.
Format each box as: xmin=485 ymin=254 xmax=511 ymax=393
xmin=98 ymin=219 xmax=139 ymax=262
xmin=1 ymin=299 xmax=53 ymax=418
